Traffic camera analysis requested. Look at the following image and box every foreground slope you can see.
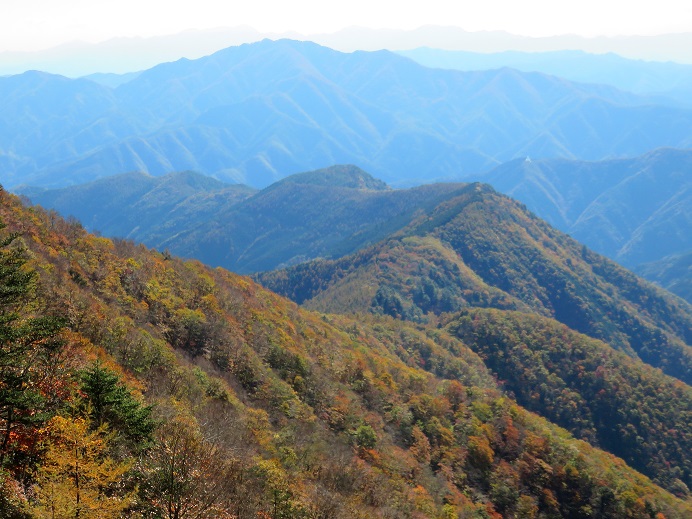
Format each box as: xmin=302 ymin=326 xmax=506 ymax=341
xmin=257 ymin=183 xmax=692 ymax=492
xmin=447 ymin=308 xmax=692 ymax=493
xmin=257 ymin=183 xmax=692 ymax=385
xmin=1 ymin=186 xmax=690 ymax=517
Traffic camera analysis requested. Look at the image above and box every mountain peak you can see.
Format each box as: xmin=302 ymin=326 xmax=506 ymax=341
xmin=158 ymin=170 xmax=231 ymax=190
xmin=277 ymin=165 xmax=390 ymax=191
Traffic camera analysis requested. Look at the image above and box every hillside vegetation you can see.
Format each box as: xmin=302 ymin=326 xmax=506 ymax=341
xmin=21 ymin=170 xmax=256 ymax=246
xmin=447 ymin=308 xmax=692 ymax=494
xmin=24 ymin=151 xmax=691 ymax=300
xmin=635 ymin=252 xmax=692 ymax=304
xmin=257 ymin=183 xmax=692 ymax=381
xmin=1 ymin=186 xmax=691 ymax=518
xmin=257 ymin=182 xmax=692 ymax=497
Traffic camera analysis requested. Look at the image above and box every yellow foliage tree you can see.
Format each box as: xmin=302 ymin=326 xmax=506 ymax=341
xmin=145 ymin=413 xmax=238 ymax=519
xmin=29 ymin=415 xmax=135 ymax=519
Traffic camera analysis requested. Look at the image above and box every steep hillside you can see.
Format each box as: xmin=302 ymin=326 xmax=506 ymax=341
xmin=138 ymin=166 xmax=467 ymax=272
xmin=24 ymin=149 xmax=691 ymax=289
xmin=447 ymin=308 xmax=692 ymax=493
xmin=257 ymin=183 xmax=692 ymax=385
xmin=3 ymin=188 xmax=691 ymax=517
xmin=481 ymin=148 xmax=692 ymax=269
xmin=4 ymin=40 xmax=692 ymax=189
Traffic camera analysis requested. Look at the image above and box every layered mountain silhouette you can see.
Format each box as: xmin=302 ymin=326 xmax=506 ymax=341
xmin=25 ymin=148 xmax=692 ymax=302
xmin=21 ymin=170 xmax=256 ymax=247
xmin=25 ymin=165 xmax=465 ymax=272
xmin=4 ymin=33 xmax=692 ymax=518
xmin=4 ymin=39 xmax=692 ymax=189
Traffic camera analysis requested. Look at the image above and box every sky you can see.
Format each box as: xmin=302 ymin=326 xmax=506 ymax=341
xmin=1 ymin=0 xmax=691 ymax=53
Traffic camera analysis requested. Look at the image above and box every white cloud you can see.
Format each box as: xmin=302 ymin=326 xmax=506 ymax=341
xmin=0 ymin=0 xmax=689 ymax=52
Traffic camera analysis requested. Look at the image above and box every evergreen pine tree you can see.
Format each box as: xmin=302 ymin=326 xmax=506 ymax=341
xmin=0 ymin=221 xmax=66 ymax=471
xmin=79 ymin=362 xmax=155 ymax=449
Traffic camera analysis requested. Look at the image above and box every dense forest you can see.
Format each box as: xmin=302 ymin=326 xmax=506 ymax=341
xmin=257 ymin=184 xmax=692 ymax=383
xmin=447 ymin=309 xmax=692 ymax=494
xmin=1 ymin=184 xmax=691 ymax=518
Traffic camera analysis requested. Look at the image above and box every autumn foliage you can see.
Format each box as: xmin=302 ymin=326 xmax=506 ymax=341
xmin=0 ymin=187 xmax=689 ymax=518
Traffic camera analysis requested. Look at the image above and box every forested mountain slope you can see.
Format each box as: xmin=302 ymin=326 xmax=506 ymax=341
xmin=24 ymin=149 xmax=691 ymax=299
xmin=155 ymin=166 xmax=468 ymax=272
xmin=1 ymin=185 xmax=691 ymax=517
xmin=256 ymin=183 xmax=692 ymax=385
xmin=447 ymin=308 xmax=692 ymax=494
xmin=20 ymin=170 xmax=256 ymax=246
xmin=635 ymin=252 xmax=692 ymax=304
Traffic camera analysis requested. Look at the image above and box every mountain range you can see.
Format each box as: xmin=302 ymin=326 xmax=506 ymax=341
xmin=4 ymin=39 xmax=692 ymax=190
xmin=23 ymin=165 xmax=464 ymax=272
xmin=3 ymin=30 xmax=692 ymax=519
xmin=256 ymin=181 xmax=692 ymax=381
xmin=22 ymin=162 xmax=692 ymax=389
xmin=3 ymin=25 xmax=692 ymax=78
xmin=19 ymin=170 xmax=256 ymax=248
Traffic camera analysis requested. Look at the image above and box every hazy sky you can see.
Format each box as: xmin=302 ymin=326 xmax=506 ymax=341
xmin=2 ymin=0 xmax=690 ymax=52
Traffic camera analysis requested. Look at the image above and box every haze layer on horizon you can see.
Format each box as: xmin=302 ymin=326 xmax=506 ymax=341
xmin=3 ymin=0 xmax=690 ymax=52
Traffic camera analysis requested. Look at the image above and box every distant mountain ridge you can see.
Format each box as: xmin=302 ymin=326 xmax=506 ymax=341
xmin=4 ymin=39 xmax=692 ymax=189
xmin=635 ymin=252 xmax=692 ymax=303
xmin=23 ymin=165 xmax=465 ymax=272
xmin=21 ymin=170 xmax=256 ymax=246
xmin=3 ymin=25 xmax=692 ymax=78
xmin=481 ymin=148 xmax=692 ymax=268
xmin=398 ymin=48 xmax=692 ymax=106
xmin=24 ymin=149 xmax=691 ymax=302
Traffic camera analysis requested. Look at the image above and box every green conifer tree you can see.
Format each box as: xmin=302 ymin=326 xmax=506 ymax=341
xmin=0 ymin=221 xmax=66 ymax=471
xmin=79 ymin=362 xmax=155 ymax=449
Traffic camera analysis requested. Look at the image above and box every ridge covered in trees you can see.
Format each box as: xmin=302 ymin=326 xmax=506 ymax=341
xmin=257 ymin=183 xmax=692 ymax=382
